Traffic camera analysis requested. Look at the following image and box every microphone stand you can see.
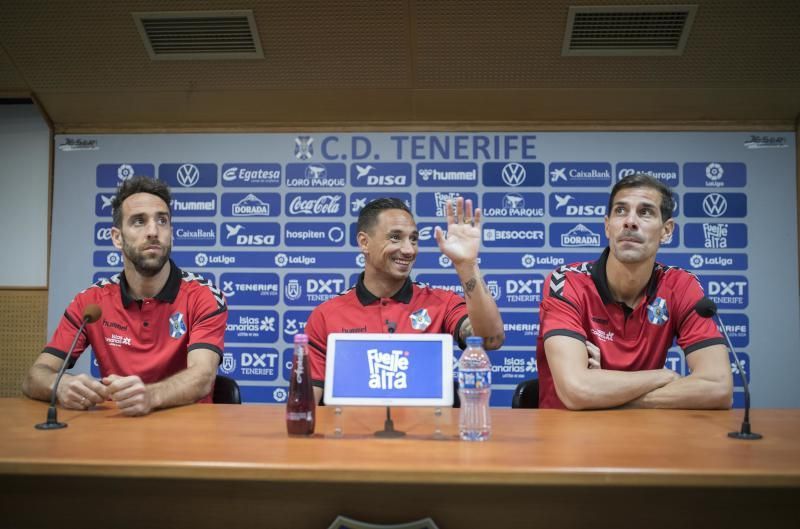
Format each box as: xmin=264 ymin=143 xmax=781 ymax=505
xmin=717 ymin=320 xmax=762 ymax=440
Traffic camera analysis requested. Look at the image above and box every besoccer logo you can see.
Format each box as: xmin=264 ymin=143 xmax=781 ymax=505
xmin=367 ymin=348 xmax=410 ymax=390
xmin=117 ymin=164 xmax=135 ymax=181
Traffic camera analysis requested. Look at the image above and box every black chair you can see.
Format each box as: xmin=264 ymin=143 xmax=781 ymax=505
xmin=213 ymin=374 xmax=241 ymax=404
xmin=511 ymin=378 xmax=539 ymax=409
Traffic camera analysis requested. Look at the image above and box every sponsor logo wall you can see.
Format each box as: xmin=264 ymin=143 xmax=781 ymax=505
xmin=50 ymin=133 xmax=799 ymax=407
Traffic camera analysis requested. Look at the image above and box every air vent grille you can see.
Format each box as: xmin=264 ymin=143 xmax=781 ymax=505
xmin=563 ymin=5 xmax=696 ymax=56
xmin=133 ymin=10 xmax=263 ymax=60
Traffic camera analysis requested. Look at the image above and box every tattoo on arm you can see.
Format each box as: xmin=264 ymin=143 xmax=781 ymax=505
xmin=463 ymin=278 xmax=477 ymax=298
xmin=459 ymin=320 xmax=474 ymax=341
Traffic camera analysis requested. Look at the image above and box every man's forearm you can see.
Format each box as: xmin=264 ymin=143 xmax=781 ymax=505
xmin=22 ymin=363 xmax=59 ymax=402
xmin=454 ymin=262 xmax=505 ymax=349
xmin=557 ymin=368 xmax=677 ymax=410
xmin=625 ymin=374 xmax=733 ymax=409
xmin=147 ymin=366 xmax=216 ymax=409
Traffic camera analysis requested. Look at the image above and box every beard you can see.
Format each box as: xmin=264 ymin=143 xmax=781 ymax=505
xmin=121 ymin=236 xmax=171 ymax=277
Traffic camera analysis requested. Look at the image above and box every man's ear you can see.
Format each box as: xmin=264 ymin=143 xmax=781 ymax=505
xmin=661 ymin=218 xmax=675 ymax=243
xmin=111 ymin=226 xmax=123 ymax=250
xmin=357 ymin=231 xmax=369 ymax=253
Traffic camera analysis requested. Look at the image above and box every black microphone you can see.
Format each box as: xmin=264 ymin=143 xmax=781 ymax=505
xmin=693 ymin=297 xmax=761 ymax=440
xmin=36 ymin=304 xmax=102 ymax=430
xmin=386 ymin=320 xmax=397 ymax=334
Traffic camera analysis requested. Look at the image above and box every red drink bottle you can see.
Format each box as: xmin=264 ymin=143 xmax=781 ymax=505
xmin=286 ymin=334 xmax=316 ymax=435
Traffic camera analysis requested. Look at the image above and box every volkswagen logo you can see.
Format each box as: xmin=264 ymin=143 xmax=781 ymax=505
xmin=702 ymin=193 xmax=728 ymax=217
xmin=176 ymin=164 xmax=200 ymax=187
xmin=501 ymin=163 xmax=526 ymax=187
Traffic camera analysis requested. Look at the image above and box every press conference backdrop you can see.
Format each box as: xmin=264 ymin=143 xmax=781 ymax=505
xmin=49 ymin=132 xmax=799 ymax=408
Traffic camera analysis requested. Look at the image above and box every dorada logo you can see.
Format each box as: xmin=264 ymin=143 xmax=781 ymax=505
xmin=501 ymin=163 xmax=526 ymax=186
xmin=176 ymin=164 xmax=200 ymax=187
xmin=117 ymin=164 xmax=135 ymax=181
xmin=233 ymin=194 xmax=270 ymax=216
xmin=367 ymin=348 xmax=410 ymax=389
xmin=702 ymin=193 xmax=728 ymax=217
xmin=294 ymin=136 xmax=314 ymax=160
xmin=561 ymin=224 xmax=601 ymax=247
xmin=288 ymin=194 xmax=342 ymax=215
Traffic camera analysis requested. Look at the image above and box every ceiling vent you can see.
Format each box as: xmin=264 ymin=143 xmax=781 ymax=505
xmin=563 ymin=5 xmax=697 ymax=56
xmin=133 ymin=10 xmax=264 ymax=60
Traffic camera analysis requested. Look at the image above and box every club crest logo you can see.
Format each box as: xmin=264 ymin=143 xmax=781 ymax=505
xmin=409 ymin=308 xmax=431 ymax=331
xmin=169 ymin=312 xmax=187 ymax=338
xmin=220 ymin=352 xmax=236 ymax=374
xmin=294 ymin=136 xmax=313 ymax=160
xmin=646 ymin=297 xmax=669 ymax=326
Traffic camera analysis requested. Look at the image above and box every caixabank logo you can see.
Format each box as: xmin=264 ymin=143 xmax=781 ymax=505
xmin=170 ymin=193 xmax=217 ymax=217
xmin=172 ymin=222 xmax=216 ymax=246
xmin=481 ymin=192 xmax=545 ymax=217
xmin=616 ymin=163 xmax=679 ymax=187
xmin=221 ymin=163 xmax=281 ymax=187
xmin=350 ymin=192 xmax=412 ymax=216
xmin=548 ymin=192 xmax=607 ymax=217
xmin=350 ymin=163 xmax=412 ymax=187
xmin=220 ymin=222 xmax=280 ymax=247
xmin=285 ymin=163 xmax=347 ymax=187
xmin=283 ymin=273 xmax=347 ymax=305
xmin=482 ymin=223 xmax=545 ymax=248
xmin=219 ymin=273 xmax=280 ymax=306
xmin=699 ymin=275 xmax=749 ymax=309
xmin=482 ymin=162 xmax=545 ymax=187
xmin=684 ymin=162 xmax=747 ymax=188
xmin=159 ymin=163 xmax=217 ymax=188
xmin=416 ymin=163 xmax=478 ymax=187
xmin=225 ymin=309 xmax=280 ymax=343
xmin=548 ymin=163 xmax=612 ymax=187
xmin=96 ymin=163 xmax=154 ymax=187
xmin=415 ymin=192 xmax=479 ymax=217
xmin=221 ymin=347 xmax=280 ymax=381
xmin=684 ymin=222 xmax=747 ymax=249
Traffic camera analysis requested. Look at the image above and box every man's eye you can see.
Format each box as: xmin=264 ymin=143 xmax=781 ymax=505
xmin=615 ymin=207 xmax=626 ymax=215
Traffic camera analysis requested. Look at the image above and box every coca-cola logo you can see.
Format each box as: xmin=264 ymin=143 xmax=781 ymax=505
xmin=288 ymin=195 xmax=342 ymax=215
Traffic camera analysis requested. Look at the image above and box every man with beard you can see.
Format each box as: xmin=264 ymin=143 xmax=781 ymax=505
xmin=23 ymin=177 xmax=227 ymax=416
xmin=536 ymin=173 xmax=732 ymax=410
xmin=305 ymin=197 xmax=505 ymax=404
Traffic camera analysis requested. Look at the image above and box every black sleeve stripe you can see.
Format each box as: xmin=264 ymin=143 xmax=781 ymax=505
xmin=551 ymin=292 xmax=579 ymax=311
xmin=312 ymin=379 xmax=325 ymax=388
xmin=683 ymin=337 xmax=728 ymax=355
xmin=42 ymin=347 xmax=78 ymax=369
xmin=197 ymin=306 xmax=228 ymax=323
xmin=308 ymin=336 xmax=327 ymax=356
xmin=454 ymin=314 xmax=470 ymax=350
xmin=543 ymin=329 xmax=587 ymax=343
xmin=62 ymin=311 xmax=90 ymax=340
xmin=188 ymin=343 xmax=223 ymax=358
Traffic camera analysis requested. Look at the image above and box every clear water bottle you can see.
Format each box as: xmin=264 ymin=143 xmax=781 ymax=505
xmin=286 ymin=334 xmax=315 ymax=436
xmin=458 ymin=336 xmax=492 ymax=441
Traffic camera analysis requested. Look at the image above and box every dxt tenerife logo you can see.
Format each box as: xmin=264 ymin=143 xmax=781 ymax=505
xmin=159 ymin=163 xmax=217 ymax=188
xmin=96 ymin=163 xmax=154 ymax=187
xmin=550 ymin=223 xmax=604 ymax=248
xmin=684 ymin=222 xmax=747 ymax=249
xmin=483 ymin=223 xmax=545 ymax=248
xmin=700 ymin=276 xmax=748 ymax=309
xmin=221 ymin=193 xmax=280 ymax=217
xmin=351 ymin=163 xmax=411 ymax=187
xmin=170 ymin=193 xmax=217 ymax=217
xmin=684 ymin=193 xmax=747 ymax=218
xmin=294 ymin=136 xmax=314 ymax=160
xmin=350 ymin=193 xmax=412 ymax=216
xmin=549 ymin=163 xmax=612 ymax=187
xmin=286 ymin=193 xmax=345 ymax=216
xmin=416 ymin=163 xmax=478 ymax=187
xmin=284 ymin=222 xmax=346 ymax=247
xmin=219 ymin=273 xmax=280 ymax=306
xmin=416 ymin=192 xmax=478 ymax=217
xmin=225 ymin=347 xmax=279 ymax=380
xmin=481 ymin=192 xmax=545 ymax=218
xmin=368 ymin=348 xmax=410 ymax=390
xmin=616 ymin=163 xmax=679 ymax=187
xmin=173 ymin=222 xmax=216 ymax=246
xmin=485 ymin=274 xmax=544 ymax=308
xmin=482 ymin=162 xmax=544 ymax=187
xmin=221 ymin=163 xmax=281 ymax=187
xmin=285 ymin=163 xmax=347 ymax=187
xmin=221 ymin=222 xmax=280 ymax=247
xmin=283 ymin=273 xmax=346 ymax=305
xmin=549 ymin=193 xmax=607 ymax=217
xmin=684 ymin=162 xmax=747 ymax=188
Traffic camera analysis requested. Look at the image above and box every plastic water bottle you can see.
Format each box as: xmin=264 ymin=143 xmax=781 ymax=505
xmin=458 ymin=336 xmax=492 ymax=441
xmin=286 ymin=334 xmax=315 ymax=436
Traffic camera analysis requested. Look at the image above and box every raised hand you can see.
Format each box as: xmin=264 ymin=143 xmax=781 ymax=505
xmin=434 ymin=197 xmax=482 ymax=266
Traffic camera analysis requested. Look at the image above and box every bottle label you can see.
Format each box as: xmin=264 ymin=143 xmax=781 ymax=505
xmin=458 ymin=370 xmax=491 ymax=390
xmin=286 ymin=411 xmax=312 ymax=422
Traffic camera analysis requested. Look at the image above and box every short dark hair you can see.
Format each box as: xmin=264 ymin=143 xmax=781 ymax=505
xmin=608 ymin=173 xmax=674 ymax=222
xmin=356 ymin=197 xmax=413 ymax=234
xmin=111 ymin=176 xmax=172 ymax=228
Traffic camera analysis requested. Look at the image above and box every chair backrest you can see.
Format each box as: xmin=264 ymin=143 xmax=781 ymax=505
xmin=511 ymin=378 xmax=539 ymax=409
xmin=213 ymin=374 xmax=241 ymax=404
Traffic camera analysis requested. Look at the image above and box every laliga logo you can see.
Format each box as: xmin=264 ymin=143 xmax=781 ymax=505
xmin=356 ymin=254 xmax=366 ymax=267
xmin=117 ymin=164 xmax=134 ymax=181
xmin=195 ymin=253 xmax=209 ymax=267
xmin=273 ymin=388 xmax=288 ymax=402
xmin=705 ymin=163 xmax=724 ymax=181
xmin=275 ymin=253 xmax=289 ymax=267
xmin=439 ymin=255 xmax=452 ymax=268
xmin=106 ymin=252 xmax=121 ymax=266
xmin=176 ymin=164 xmax=200 ymax=187
xmin=521 ymin=254 xmax=536 ymax=269
xmin=690 ymin=254 xmax=704 ymax=269
xmin=501 ymin=163 xmax=526 ymax=187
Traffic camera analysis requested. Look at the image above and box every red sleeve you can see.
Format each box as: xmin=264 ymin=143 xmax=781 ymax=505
xmin=305 ymin=307 xmax=328 ymax=386
xmin=43 ymin=294 xmax=92 ymax=367
xmin=187 ymin=283 xmax=227 ymax=358
xmin=673 ymin=271 xmax=725 ymax=354
xmin=539 ymin=270 xmax=587 ymax=343
xmin=441 ymin=290 xmax=468 ymax=336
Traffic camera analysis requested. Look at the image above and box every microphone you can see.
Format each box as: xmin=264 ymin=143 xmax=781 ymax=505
xmin=693 ymin=297 xmax=761 ymax=440
xmin=386 ymin=320 xmax=397 ymax=334
xmin=35 ymin=304 xmax=102 ymax=430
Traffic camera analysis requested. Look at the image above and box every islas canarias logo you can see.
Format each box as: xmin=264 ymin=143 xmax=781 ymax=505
xmin=367 ymin=348 xmax=410 ymax=390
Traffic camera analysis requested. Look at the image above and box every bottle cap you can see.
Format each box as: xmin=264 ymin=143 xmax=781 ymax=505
xmin=294 ymin=334 xmax=309 ymax=344
xmin=466 ymin=336 xmax=483 ymax=347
